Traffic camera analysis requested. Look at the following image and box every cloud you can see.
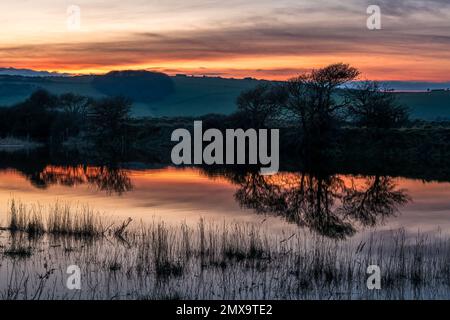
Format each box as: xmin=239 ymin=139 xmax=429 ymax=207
xmin=361 ymin=0 xmax=450 ymax=16
xmin=2 ymin=22 xmax=449 ymax=64
xmin=0 ymin=0 xmax=449 ymax=80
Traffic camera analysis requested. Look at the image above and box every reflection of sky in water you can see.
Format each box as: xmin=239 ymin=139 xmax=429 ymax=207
xmin=0 ymin=167 xmax=449 ymax=237
xmin=0 ymin=167 xmax=273 ymax=227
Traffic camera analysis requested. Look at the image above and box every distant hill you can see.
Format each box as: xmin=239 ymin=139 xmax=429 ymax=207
xmin=92 ymin=70 xmax=175 ymax=102
xmin=394 ymin=91 xmax=450 ymax=120
xmin=0 ymin=73 xmax=263 ymax=117
xmin=0 ymin=71 xmax=449 ymax=120
xmin=140 ymin=75 xmax=263 ymax=116
xmin=0 ymin=67 xmax=70 ymax=77
xmin=377 ymin=81 xmax=450 ymax=92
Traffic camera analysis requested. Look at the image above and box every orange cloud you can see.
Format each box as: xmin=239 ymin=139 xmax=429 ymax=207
xmin=1 ymin=1 xmax=450 ymax=81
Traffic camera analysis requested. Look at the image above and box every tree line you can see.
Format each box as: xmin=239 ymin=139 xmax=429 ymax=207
xmin=234 ymin=63 xmax=410 ymax=145
xmin=0 ymin=90 xmax=132 ymax=151
xmin=0 ymin=63 xmax=409 ymax=154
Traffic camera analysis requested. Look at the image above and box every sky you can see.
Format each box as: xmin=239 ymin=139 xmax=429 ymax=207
xmin=0 ymin=0 xmax=449 ymax=81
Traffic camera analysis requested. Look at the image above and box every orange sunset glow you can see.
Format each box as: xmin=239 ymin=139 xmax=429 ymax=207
xmin=1 ymin=0 xmax=450 ymax=80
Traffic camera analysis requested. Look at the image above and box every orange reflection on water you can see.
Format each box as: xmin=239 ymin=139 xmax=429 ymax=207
xmin=0 ymin=167 xmax=449 ymax=235
xmin=0 ymin=167 xmax=260 ymax=227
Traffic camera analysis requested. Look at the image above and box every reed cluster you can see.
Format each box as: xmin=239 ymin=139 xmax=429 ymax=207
xmin=2 ymin=199 xmax=450 ymax=300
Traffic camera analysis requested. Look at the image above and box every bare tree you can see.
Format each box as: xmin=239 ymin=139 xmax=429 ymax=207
xmin=236 ymin=83 xmax=286 ymax=128
xmin=285 ymin=63 xmax=360 ymax=140
xmin=59 ymin=93 xmax=92 ymax=117
xmin=87 ymin=96 xmax=132 ymax=152
xmin=346 ymin=81 xmax=409 ymax=128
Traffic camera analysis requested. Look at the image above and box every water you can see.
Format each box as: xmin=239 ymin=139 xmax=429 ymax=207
xmin=0 ymin=165 xmax=449 ymax=238
xmin=3 ymin=151 xmax=450 ymax=299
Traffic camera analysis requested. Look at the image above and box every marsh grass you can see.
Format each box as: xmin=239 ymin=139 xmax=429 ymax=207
xmin=47 ymin=202 xmax=105 ymax=237
xmin=2 ymin=200 xmax=450 ymax=299
xmin=7 ymin=199 xmax=109 ymax=238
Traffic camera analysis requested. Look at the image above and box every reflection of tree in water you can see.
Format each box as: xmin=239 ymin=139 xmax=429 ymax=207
xmin=31 ymin=165 xmax=133 ymax=195
xmin=0 ymin=145 xmax=133 ymax=194
xmin=212 ymin=169 xmax=410 ymax=239
xmin=340 ymin=176 xmax=409 ymax=228
xmin=86 ymin=166 xmax=132 ymax=195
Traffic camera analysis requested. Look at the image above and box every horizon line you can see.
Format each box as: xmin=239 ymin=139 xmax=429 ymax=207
xmin=2 ymin=66 xmax=450 ymax=84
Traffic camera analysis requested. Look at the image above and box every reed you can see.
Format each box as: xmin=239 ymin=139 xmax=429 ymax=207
xmin=6 ymin=199 xmax=107 ymax=238
xmin=7 ymin=199 xmax=45 ymax=236
xmin=47 ymin=202 xmax=104 ymax=237
xmin=2 ymin=199 xmax=450 ymax=300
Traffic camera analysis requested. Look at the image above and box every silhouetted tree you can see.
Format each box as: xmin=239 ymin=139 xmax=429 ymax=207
xmin=27 ymin=89 xmax=58 ymax=110
xmin=346 ymin=81 xmax=409 ymax=128
xmin=87 ymin=96 xmax=132 ymax=152
xmin=285 ymin=63 xmax=360 ymax=144
xmin=47 ymin=93 xmax=94 ymax=142
xmin=236 ymin=83 xmax=286 ymax=128
xmin=59 ymin=93 xmax=93 ymax=117
xmin=5 ymin=89 xmax=58 ymax=141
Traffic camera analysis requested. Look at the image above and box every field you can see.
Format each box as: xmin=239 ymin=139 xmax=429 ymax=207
xmin=1 ymin=75 xmax=449 ymax=119
xmin=0 ymin=75 xmax=260 ymax=117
